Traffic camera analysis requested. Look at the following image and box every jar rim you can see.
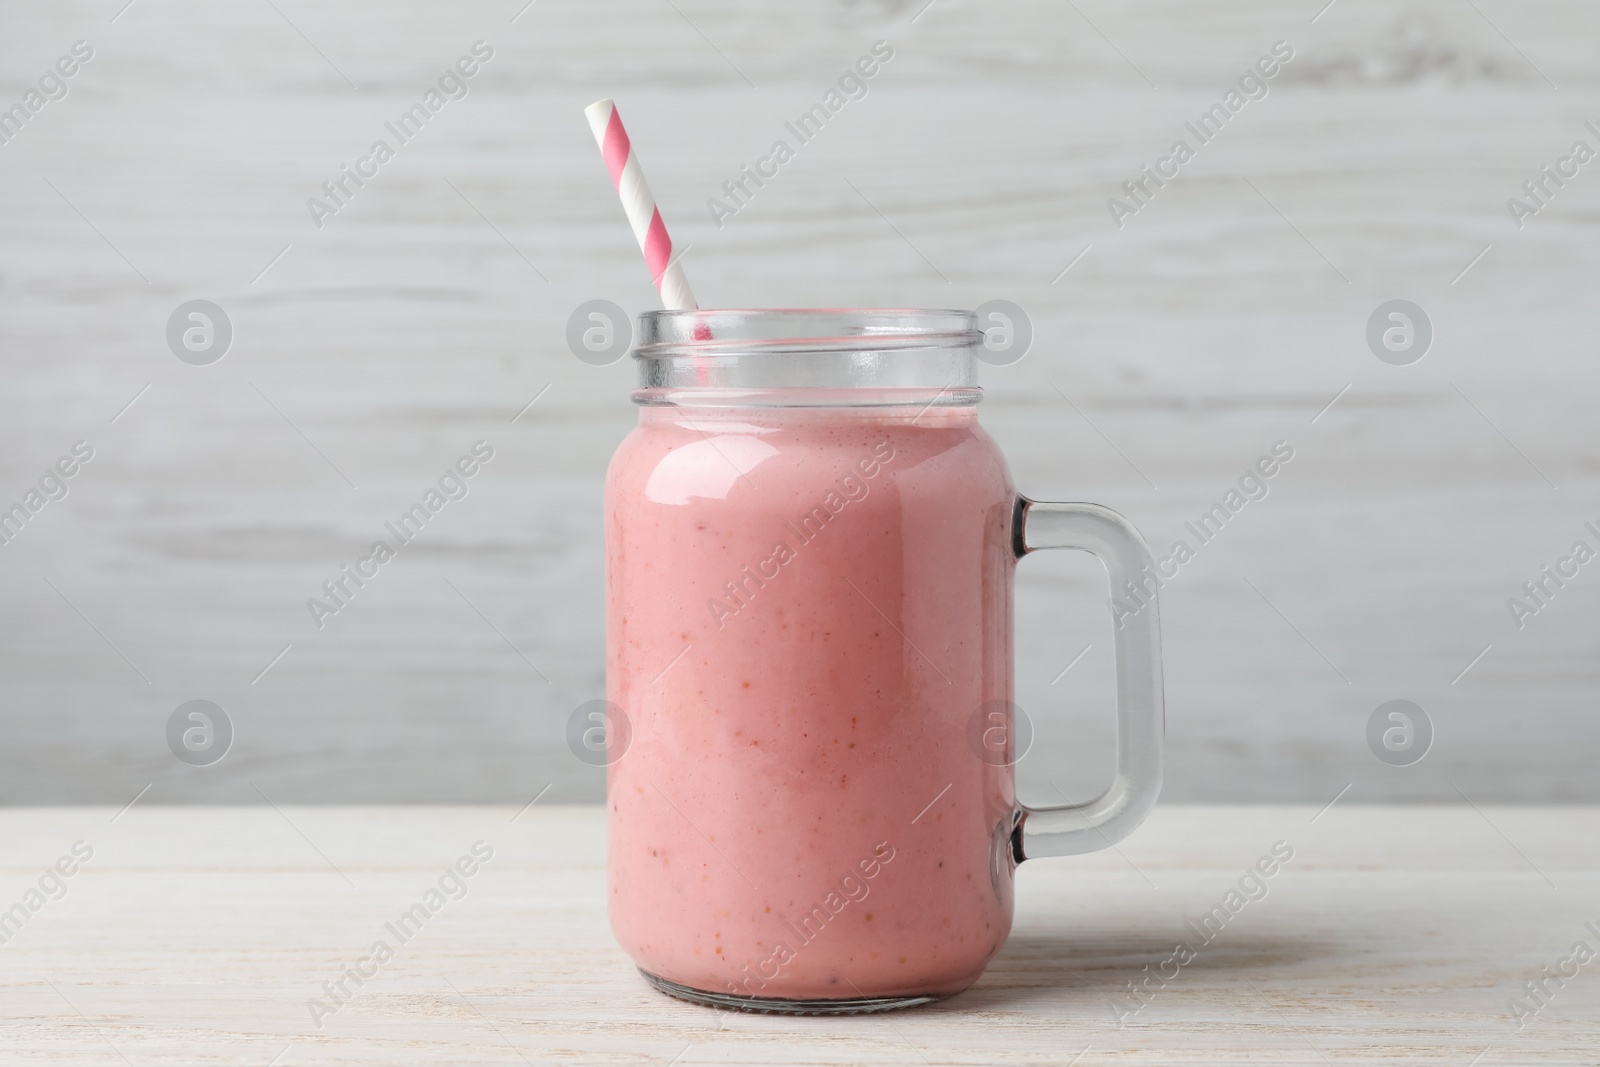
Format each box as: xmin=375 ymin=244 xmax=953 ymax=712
xmin=635 ymin=308 xmax=981 ymax=357
xmin=631 ymin=308 xmax=983 ymax=401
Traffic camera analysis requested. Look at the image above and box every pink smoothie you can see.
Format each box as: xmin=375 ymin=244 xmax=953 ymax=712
xmin=606 ymin=402 xmax=1018 ymax=1000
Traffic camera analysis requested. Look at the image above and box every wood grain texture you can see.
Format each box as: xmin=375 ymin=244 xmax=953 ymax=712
xmin=2 ymin=805 xmax=1598 ymax=1065
xmin=0 ymin=1 xmax=1597 ymax=802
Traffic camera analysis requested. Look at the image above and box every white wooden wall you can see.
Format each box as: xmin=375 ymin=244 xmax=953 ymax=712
xmin=1 ymin=0 xmax=1596 ymax=803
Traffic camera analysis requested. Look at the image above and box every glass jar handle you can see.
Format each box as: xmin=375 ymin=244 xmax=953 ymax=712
xmin=1012 ymin=497 xmax=1165 ymax=860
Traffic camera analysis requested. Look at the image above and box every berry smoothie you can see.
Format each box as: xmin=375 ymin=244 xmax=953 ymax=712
xmin=605 ymin=402 xmax=1018 ymax=1001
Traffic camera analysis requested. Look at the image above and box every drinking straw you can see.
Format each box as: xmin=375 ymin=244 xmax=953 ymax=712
xmin=584 ymin=99 xmax=697 ymax=311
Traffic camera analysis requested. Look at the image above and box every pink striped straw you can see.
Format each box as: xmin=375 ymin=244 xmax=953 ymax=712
xmin=584 ymin=99 xmax=697 ymax=311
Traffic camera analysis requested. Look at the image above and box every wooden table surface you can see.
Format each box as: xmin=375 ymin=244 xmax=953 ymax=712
xmin=2 ymin=804 xmax=1596 ymax=1065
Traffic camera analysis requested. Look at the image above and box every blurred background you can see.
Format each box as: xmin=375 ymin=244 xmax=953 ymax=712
xmin=2 ymin=0 xmax=1595 ymax=805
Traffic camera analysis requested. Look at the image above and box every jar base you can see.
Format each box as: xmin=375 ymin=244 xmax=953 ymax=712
xmin=639 ymin=969 xmax=941 ymax=1015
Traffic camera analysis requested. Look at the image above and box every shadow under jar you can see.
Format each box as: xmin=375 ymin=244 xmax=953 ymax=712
xmin=604 ymin=310 xmax=1164 ymax=1013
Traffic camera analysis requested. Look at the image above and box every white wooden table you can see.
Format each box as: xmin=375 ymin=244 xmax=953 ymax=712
xmin=2 ymin=805 xmax=1595 ymax=1064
